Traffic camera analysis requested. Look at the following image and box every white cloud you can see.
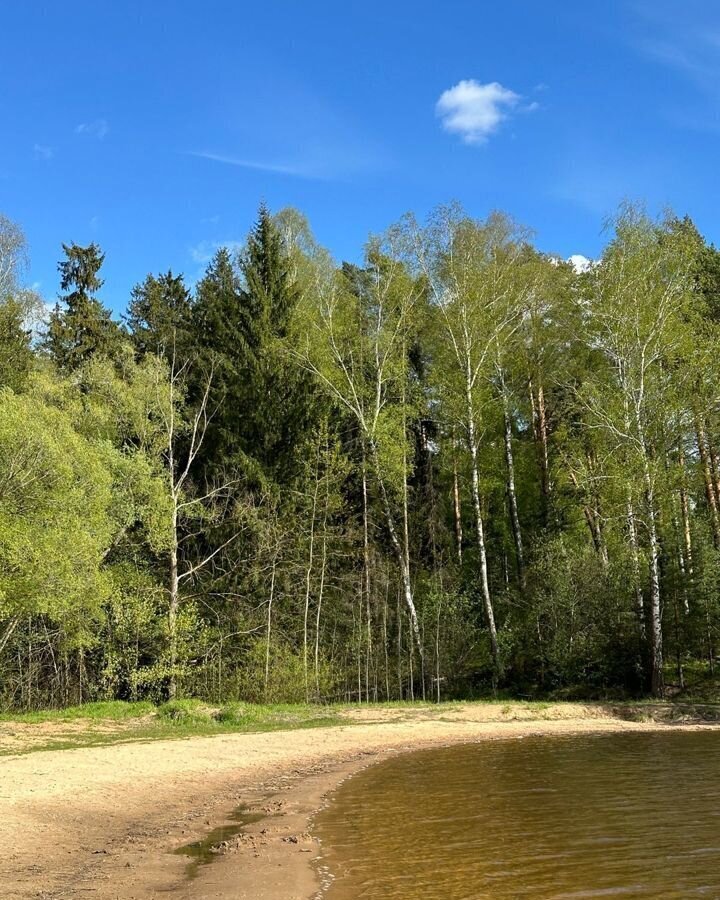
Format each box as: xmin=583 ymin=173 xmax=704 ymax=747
xmin=33 ymin=143 xmax=53 ymax=160
xmin=75 ymin=119 xmax=109 ymax=140
xmin=436 ymin=80 xmax=520 ymax=144
xmin=189 ymin=239 xmax=244 ymax=266
xmin=568 ymin=254 xmax=593 ymax=273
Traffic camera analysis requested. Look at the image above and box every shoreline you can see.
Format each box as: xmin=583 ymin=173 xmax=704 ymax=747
xmin=2 ymin=705 xmax=718 ymax=899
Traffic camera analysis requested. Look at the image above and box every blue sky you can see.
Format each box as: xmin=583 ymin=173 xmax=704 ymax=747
xmin=2 ymin=0 xmax=720 ymax=313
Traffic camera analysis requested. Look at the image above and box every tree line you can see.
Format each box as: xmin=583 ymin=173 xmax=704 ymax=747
xmin=1 ymin=201 xmax=720 ymax=709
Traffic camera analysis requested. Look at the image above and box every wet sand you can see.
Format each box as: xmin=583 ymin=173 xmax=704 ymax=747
xmin=1 ymin=703 xmax=715 ymax=899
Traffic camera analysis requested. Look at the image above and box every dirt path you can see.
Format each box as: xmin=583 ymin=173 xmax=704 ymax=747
xmin=1 ymin=704 xmax=715 ymax=899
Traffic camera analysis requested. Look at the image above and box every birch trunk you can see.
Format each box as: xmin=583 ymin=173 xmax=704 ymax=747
xmin=264 ymin=556 xmax=277 ymax=699
xmin=529 ymin=377 xmax=551 ymax=524
xmin=626 ymin=494 xmax=646 ymax=641
xmin=361 ymin=459 xmax=372 ymax=703
xmin=636 ymin=421 xmax=663 ymax=697
xmin=679 ymin=450 xmax=694 ymax=587
xmin=168 ymin=509 xmax=179 ymax=700
xmin=0 ymin=615 xmax=20 ymax=657
xmin=313 ymin=475 xmax=330 ymax=698
xmin=452 ymin=430 xmax=463 ymax=565
xmin=303 ymin=458 xmax=320 ymax=702
xmin=369 ymin=440 xmax=425 ymax=672
xmin=697 ymin=417 xmax=720 ymax=549
xmin=501 ymin=386 xmax=525 ymax=590
xmin=465 ymin=369 xmax=501 ymax=678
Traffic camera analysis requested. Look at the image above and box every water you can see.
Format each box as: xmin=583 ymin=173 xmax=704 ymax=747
xmin=174 ymin=805 xmax=265 ymax=879
xmin=314 ymin=732 xmax=720 ymax=899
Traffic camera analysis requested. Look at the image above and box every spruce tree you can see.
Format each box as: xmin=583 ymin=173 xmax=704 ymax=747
xmin=45 ymin=243 xmax=122 ymax=370
xmin=239 ymin=205 xmax=313 ymax=482
xmin=126 ymin=270 xmax=193 ymax=360
xmin=242 ymin=203 xmax=300 ymax=340
xmin=191 ymin=207 xmax=316 ymax=484
xmin=190 ymin=247 xmax=249 ymax=475
xmin=195 ymin=248 xmax=249 ymax=364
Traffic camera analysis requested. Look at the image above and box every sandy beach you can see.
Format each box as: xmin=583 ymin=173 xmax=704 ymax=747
xmin=1 ymin=703 xmax=715 ymax=900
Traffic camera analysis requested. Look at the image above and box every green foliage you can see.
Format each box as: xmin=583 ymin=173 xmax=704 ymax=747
xmin=191 ymin=208 xmax=318 ymax=486
xmin=0 ymin=295 xmax=33 ymax=390
xmin=6 ymin=200 xmax=720 ymax=711
xmin=516 ymin=536 xmax=642 ymax=691
xmin=45 ymin=243 xmax=123 ymax=370
xmin=0 ymin=387 xmax=115 ymax=643
xmin=100 ymin=564 xmax=169 ymax=700
xmin=126 ymin=270 xmax=193 ymax=360
xmin=234 ymin=639 xmax=336 ymax=704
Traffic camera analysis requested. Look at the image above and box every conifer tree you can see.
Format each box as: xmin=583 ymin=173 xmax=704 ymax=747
xmin=126 ymin=270 xmax=193 ymax=360
xmin=192 ymin=207 xmax=315 ymax=484
xmin=191 ymin=246 xmax=249 ymax=476
xmin=239 ymin=204 xmax=310 ymax=481
xmin=242 ymin=203 xmax=300 ymax=340
xmin=45 ymin=243 xmax=122 ymax=370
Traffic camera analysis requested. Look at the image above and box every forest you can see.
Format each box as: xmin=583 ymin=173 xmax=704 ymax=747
xmin=1 ymin=200 xmax=719 ymax=710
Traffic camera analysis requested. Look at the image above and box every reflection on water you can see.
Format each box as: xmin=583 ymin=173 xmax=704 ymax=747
xmin=314 ymin=732 xmax=720 ymax=898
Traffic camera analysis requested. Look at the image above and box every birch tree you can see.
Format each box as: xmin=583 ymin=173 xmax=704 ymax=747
xmin=412 ymin=206 xmax=532 ymax=679
xmin=293 ymin=231 xmax=427 ymax=684
xmin=579 ymin=205 xmax=696 ymax=696
xmin=157 ymin=352 xmax=245 ymax=699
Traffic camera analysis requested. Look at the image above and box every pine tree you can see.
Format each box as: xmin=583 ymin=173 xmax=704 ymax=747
xmin=45 ymin=243 xmax=122 ymax=370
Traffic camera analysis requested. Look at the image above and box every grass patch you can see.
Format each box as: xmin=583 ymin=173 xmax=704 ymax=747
xmin=156 ymin=699 xmax=216 ymax=725
xmin=0 ymin=700 xmax=155 ymax=724
xmin=0 ymin=699 xmax=343 ymax=756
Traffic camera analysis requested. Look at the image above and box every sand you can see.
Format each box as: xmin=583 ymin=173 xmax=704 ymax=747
xmin=1 ymin=703 xmax=715 ymax=899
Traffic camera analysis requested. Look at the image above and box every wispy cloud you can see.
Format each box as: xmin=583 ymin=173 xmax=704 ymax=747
xmin=189 ymin=239 xmax=244 ymax=266
xmin=632 ymin=2 xmax=720 ymax=88
xmin=188 ymin=151 xmax=331 ymax=180
xmin=187 ymin=76 xmax=387 ymax=181
xmin=436 ymin=80 xmax=525 ymax=144
xmin=627 ymin=4 xmax=720 ymax=136
xmin=33 ymin=143 xmax=53 ymax=160
xmin=75 ymin=119 xmax=109 ymax=140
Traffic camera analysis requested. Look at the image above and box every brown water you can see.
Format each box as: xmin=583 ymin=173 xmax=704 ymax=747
xmin=314 ymin=732 xmax=720 ymax=899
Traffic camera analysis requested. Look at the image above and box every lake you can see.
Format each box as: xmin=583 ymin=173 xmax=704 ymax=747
xmin=314 ymin=731 xmax=720 ymax=898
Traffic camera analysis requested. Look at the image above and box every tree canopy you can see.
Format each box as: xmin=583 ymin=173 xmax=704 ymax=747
xmin=3 ymin=201 xmax=720 ymax=709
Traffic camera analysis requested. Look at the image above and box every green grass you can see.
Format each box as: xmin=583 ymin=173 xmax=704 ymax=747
xmin=0 ymin=699 xmax=155 ymax=723
xmin=0 ymin=699 xmax=343 ymax=756
xmin=4 ymin=695 xmax=720 ymax=758
xmin=156 ymin=698 xmax=217 ymax=725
